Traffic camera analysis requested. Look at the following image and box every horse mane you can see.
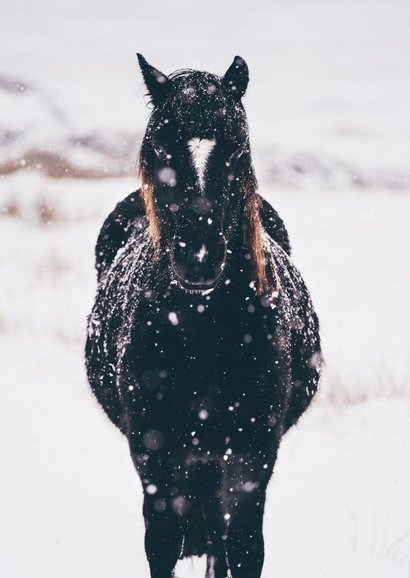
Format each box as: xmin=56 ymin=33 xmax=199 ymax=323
xmin=143 ymin=69 xmax=197 ymax=109
xmin=242 ymin=185 xmax=270 ymax=294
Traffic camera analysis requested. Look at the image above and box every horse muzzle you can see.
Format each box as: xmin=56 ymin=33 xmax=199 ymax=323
xmin=171 ymin=233 xmax=227 ymax=291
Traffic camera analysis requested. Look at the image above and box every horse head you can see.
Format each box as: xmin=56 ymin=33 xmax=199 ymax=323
xmin=137 ymin=54 xmax=267 ymax=294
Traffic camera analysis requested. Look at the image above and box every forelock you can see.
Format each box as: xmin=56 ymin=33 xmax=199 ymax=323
xmin=152 ymin=70 xmax=247 ymax=142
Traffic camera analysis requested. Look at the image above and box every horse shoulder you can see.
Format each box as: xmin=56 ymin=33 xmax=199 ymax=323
xmin=257 ymin=193 xmax=291 ymax=256
xmin=267 ymin=240 xmax=322 ymax=429
xmin=95 ymin=189 xmax=146 ymax=280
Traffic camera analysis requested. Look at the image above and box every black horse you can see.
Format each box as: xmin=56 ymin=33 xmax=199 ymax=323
xmin=86 ymin=54 xmax=321 ymax=578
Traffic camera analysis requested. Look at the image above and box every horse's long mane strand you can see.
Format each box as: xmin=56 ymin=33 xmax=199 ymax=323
xmin=140 ymin=178 xmax=160 ymax=250
xmin=243 ymin=191 xmax=267 ymax=294
xmin=138 ymin=139 xmax=160 ymax=250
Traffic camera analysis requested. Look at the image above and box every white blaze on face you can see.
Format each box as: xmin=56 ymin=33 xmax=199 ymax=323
xmin=187 ymin=137 xmax=216 ymax=191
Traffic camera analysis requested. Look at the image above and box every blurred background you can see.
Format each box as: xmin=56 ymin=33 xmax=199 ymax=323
xmin=1 ymin=1 xmax=409 ymax=577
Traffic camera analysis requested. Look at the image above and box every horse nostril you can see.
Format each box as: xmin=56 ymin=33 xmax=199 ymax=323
xmin=196 ymin=244 xmax=208 ymax=263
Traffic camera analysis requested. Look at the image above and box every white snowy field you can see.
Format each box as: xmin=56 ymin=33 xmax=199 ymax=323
xmin=0 ymin=174 xmax=409 ymax=578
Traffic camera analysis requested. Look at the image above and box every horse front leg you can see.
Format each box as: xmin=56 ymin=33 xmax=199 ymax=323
xmin=142 ymin=486 xmax=185 ymax=578
xmin=227 ymin=489 xmax=266 ymax=578
xmin=224 ymin=458 xmax=272 ymax=578
xmin=203 ymin=493 xmax=229 ymax=578
xmin=131 ymin=449 xmax=185 ymax=578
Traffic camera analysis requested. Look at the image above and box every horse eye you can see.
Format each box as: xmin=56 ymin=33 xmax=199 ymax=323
xmin=153 ymin=143 xmax=169 ymax=161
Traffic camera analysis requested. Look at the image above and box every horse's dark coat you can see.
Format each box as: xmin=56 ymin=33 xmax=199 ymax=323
xmin=85 ymin=55 xmax=321 ymax=578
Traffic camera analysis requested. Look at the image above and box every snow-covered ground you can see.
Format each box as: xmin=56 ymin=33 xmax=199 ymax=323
xmin=1 ymin=0 xmax=410 ymax=576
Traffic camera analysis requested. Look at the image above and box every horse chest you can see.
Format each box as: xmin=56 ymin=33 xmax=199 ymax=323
xmin=128 ymin=286 xmax=285 ymax=375
xmin=120 ymin=289 xmax=291 ymax=451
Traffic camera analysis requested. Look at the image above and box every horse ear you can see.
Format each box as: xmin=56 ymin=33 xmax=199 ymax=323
xmin=222 ymin=56 xmax=249 ymax=99
xmin=137 ymin=53 xmax=170 ymax=106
